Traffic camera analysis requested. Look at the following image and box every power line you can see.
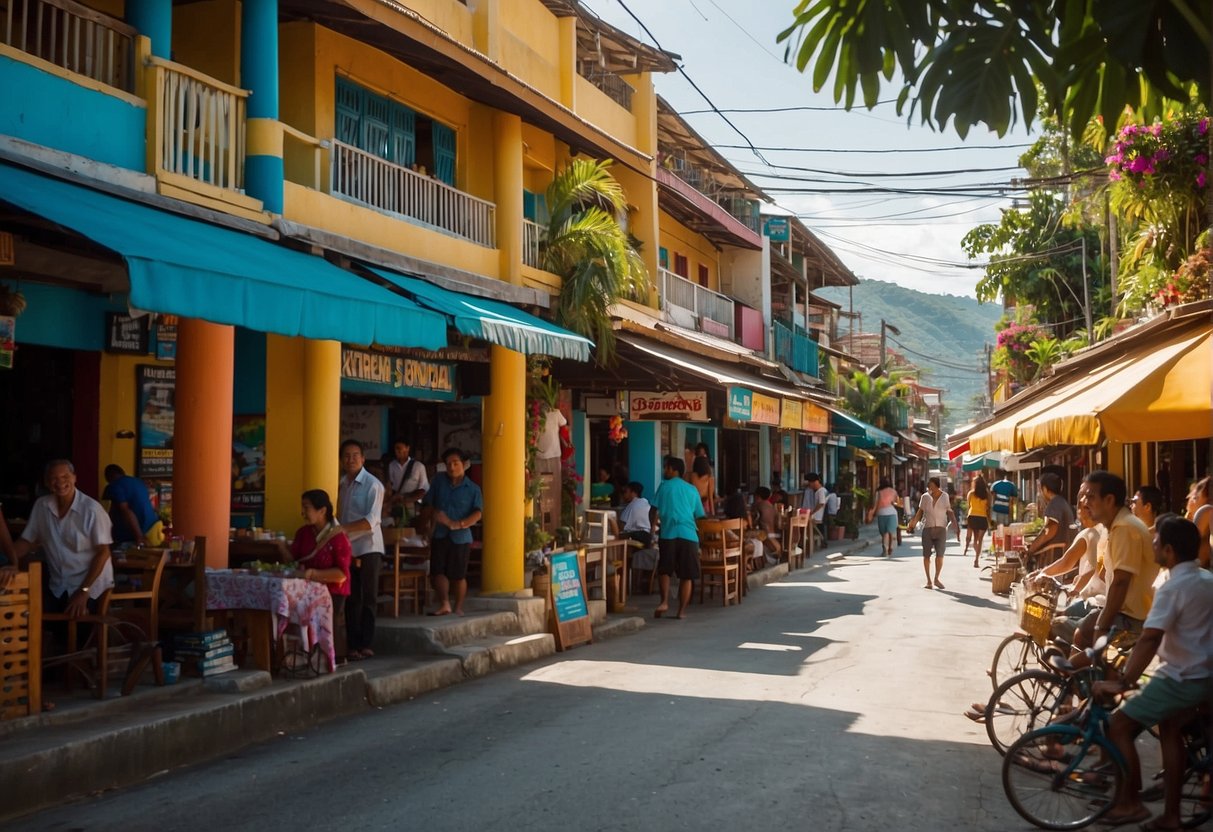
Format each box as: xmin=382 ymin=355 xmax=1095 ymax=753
xmin=712 ymin=143 xmax=1032 ymax=154
xmin=681 ymin=103 xmax=899 ymax=113
xmin=888 ymin=337 xmax=987 ymax=372
xmin=733 ymin=160 xmax=1024 ymax=179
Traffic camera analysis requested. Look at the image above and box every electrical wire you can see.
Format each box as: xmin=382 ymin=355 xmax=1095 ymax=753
xmin=712 ymin=143 xmax=1032 ymax=154
xmin=733 ymin=161 xmax=1024 ymax=179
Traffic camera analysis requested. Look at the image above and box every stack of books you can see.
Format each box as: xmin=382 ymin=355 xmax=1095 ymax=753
xmin=175 ymin=629 xmax=237 ymax=676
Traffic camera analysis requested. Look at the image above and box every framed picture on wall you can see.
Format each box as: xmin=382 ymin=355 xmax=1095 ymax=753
xmin=136 ymin=364 xmax=176 ymax=478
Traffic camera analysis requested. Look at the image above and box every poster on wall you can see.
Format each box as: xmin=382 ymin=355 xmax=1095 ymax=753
xmin=231 ymin=415 xmax=266 ymax=515
xmin=136 ymin=365 xmax=176 ymax=478
xmin=0 ymin=315 xmax=14 ymax=369
xmin=340 ymin=405 xmax=387 ymax=461
xmin=438 ymin=404 xmax=481 ymax=461
xmin=155 ymin=315 xmax=178 ymax=361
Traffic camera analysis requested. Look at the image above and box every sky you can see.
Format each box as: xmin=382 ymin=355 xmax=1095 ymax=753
xmin=587 ymin=0 xmax=1038 ymax=299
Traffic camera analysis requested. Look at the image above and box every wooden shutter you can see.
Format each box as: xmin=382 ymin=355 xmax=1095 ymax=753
xmin=391 ymin=103 xmax=416 ymax=167
xmin=432 ymin=121 xmax=456 ymax=185
xmin=334 ymin=77 xmax=363 ymax=146
xmin=363 ymin=91 xmax=392 ymax=160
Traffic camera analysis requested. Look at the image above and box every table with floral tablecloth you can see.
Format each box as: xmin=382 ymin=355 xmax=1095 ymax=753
xmin=206 ymin=571 xmax=336 ymax=672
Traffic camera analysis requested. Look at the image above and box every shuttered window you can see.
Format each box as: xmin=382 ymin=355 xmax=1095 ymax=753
xmin=334 ymin=76 xmax=454 ymax=183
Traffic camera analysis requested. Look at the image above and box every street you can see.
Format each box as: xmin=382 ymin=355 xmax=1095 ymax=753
xmin=20 ymin=541 xmax=1034 ymax=831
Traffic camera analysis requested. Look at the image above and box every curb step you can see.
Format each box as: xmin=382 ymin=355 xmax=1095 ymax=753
xmin=440 ymin=632 xmax=555 ymax=679
xmin=592 ymin=615 xmax=645 ymax=641
xmin=373 ymin=610 xmax=521 ymax=655
xmin=360 ymin=655 xmax=465 ymax=707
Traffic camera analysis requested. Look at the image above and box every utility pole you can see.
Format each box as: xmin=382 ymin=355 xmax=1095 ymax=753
xmin=880 ymin=319 xmax=901 ymax=373
xmin=1081 ymin=236 xmax=1092 ymax=338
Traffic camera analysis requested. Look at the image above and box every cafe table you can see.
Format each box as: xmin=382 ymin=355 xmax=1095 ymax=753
xmin=206 ymin=570 xmax=336 ymax=673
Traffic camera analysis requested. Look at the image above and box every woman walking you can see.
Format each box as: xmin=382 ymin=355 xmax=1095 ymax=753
xmin=964 ymin=475 xmax=991 ymax=567
xmin=868 ymin=477 xmax=900 ymax=558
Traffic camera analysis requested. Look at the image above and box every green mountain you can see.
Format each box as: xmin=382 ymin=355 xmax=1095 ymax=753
xmin=816 ymin=280 xmax=1004 ymax=431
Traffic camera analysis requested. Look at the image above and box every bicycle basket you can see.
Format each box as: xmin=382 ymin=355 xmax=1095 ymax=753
xmin=991 ymin=564 xmax=1016 ymax=595
xmin=1019 ymin=594 xmax=1054 ymax=646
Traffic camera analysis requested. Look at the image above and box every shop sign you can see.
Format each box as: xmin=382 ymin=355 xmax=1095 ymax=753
xmin=155 ymin=316 xmax=178 ymax=361
xmin=763 ymin=216 xmax=790 ymax=242
xmin=802 ymin=402 xmax=829 ymax=434
xmin=826 ymin=435 xmax=847 ymax=447
xmin=583 ymin=395 xmax=619 ymax=417
xmin=548 ymin=549 xmax=592 ymax=650
xmin=726 ymin=386 xmax=752 ymax=421
xmin=750 ymin=392 xmax=780 ymax=425
xmin=107 ymin=313 xmax=150 ymax=355
xmin=780 ymin=398 xmax=802 ymax=430
xmin=340 ymin=346 xmax=457 ymax=401
xmin=628 ymin=390 xmax=708 ymax=421
xmin=340 ymin=406 xmax=387 ymax=461
xmin=136 ymin=365 xmax=175 ymax=478
xmin=0 ymin=315 xmax=13 ymax=369
xmin=231 ymin=415 xmax=266 ymax=516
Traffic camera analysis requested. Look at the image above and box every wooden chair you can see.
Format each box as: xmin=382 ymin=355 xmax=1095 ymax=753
xmin=696 ymin=518 xmax=743 ymax=606
xmin=158 ymin=537 xmax=212 ymax=635
xmin=784 ymin=512 xmax=809 ymax=570
xmin=109 ymin=549 xmax=169 ymax=644
xmin=1 ymin=562 xmax=41 ymax=719
xmin=380 ymin=527 xmax=428 ymax=617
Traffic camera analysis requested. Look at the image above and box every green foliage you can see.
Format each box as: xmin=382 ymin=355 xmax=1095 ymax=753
xmin=842 ymin=370 xmax=909 ymax=429
xmin=542 ymin=159 xmax=648 ymax=366
xmin=777 ymin=1 xmax=1211 ymax=139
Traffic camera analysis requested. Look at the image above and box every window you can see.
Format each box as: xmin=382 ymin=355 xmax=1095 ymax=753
xmin=673 ymin=253 xmax=688 ymax=278
xmin=659 ymin=247 xmax=669 ymax=270
xmin=334 ymin=76 xmax=456 ymax=186
xmin=697 ymin=264 xmax=709 ymax=287
xmin=523 ymin=189 xmax=549 ymax=223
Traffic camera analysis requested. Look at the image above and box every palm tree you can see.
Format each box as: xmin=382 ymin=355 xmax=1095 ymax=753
xmin=842 ymin=370 xmax=909 ymax=429
xmin=541 ymin=158 xmax=648 ymax=366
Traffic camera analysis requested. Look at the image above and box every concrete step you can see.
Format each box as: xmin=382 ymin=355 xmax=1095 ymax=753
xmin=747 ymin=562 xmax=789 ymax=590
xmin=373 ymin=610 xmax=521 ymax=655
xmin=360 ymin=655 xmax=465 ymax=707
xmin=592 ymin=615 xmax=645 ymax=641
xmin=441 ymin=632 xmax=555 ymax=679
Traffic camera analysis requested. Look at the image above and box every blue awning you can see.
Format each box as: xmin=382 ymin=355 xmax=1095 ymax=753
xmin=825 ymin=406 xmax=896 ymax=449
xmin=365 ymin=266 xmax=593 ymax=362
xmin=0 ymin=164 xmax=447 ymax=350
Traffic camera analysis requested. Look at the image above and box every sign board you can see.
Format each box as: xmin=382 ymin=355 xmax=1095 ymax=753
xmin=750 ymin=392 xmax=781 ymax=425
xmin=0 ymin=315 xmax=13 ymax=369
xmin=155 ymin=316 xmax=178 ymax=361
xmin=107 ymin=313 xmax=150 ymax=354
xmin=340 ymin=405 xmax=387 ymax=461
xmin=583 ymin=395 xmax=620 ymax=417
xmin=726 ymin=386 xmax=752 ymax=421
xmin=802 ymin=403 xmax=830 ymax=434
xmin=136 ymin=365 xmax=175 ymax=478
xmin=231 ymin=415 xmax=266 ymax=516
xmin=548 ymin=548 xmax=592 ymax=651
xmin=340 ymin=346 xmax=458 ymax=401
xmin=762 ymin=216 xmax=790 ymax=242
xmin=780 ymin=398 xmax=803 ymax=430
xmin=627 ymin=390 xmax=708 ymax=422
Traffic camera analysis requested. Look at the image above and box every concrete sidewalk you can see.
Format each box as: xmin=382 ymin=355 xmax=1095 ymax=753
xmin=0 ymin=533 xmax=879 ymax=822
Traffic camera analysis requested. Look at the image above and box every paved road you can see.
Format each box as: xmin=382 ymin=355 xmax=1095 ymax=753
xmin=21 ymin=538 xmax=1036 ymax=831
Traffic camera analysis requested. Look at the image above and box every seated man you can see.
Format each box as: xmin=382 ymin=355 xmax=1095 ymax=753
xmin=1092 ymin=514 xmax=1213 ymax=829
xmin=617 ymin=481 xmax=653 ymax=548
xmin=1022 ymin=472 xmax=1074 ymax=570
xmin=751 ymin=487 xmax=782 ymax=563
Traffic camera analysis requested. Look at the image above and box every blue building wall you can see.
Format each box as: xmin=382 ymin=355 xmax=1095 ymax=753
xmin=626 ymin=421 xmax=661 ymax=503
xmin=3 ymin=281 xmax=125 ymax=351
xmin=232 ymin=328 xmax=266 ymax=414
xmin=0 ymin=55 xmax=146 ymax=171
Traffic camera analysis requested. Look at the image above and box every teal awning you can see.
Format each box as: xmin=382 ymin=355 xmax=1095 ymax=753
xmin=826 ymin=407 xmax=896 ymax=449
xmin=962 ymin=452 xmax=1003 ymax=472
xmin=0 ymin=164 xmax=447 ymax=350
xmin=366 ymin=266 xmax=593 ymax=362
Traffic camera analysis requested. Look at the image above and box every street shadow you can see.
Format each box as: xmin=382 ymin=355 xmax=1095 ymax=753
xmin=934 ymin=589 xmax=1013 ymax=611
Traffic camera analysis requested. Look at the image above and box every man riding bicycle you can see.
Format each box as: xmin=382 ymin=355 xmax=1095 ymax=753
xmin=1092 ymin=514 xmax=1213 ymax=830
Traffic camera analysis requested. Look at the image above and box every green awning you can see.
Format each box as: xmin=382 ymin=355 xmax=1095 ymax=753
xmin=365 ymin=266 xmax=593 ymax=362
xmin=0 ymin=164 xmax=447 ymax=350
xmin=825 ymin=406 xmax=896 ymax=449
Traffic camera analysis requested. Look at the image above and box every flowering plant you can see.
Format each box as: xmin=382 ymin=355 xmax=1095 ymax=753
xmin=560 ymin=456 xmax=582 ymax=529
xmin=1106 ymin=115 xmax=1209 ymax=194
xmin=607 ymin=415 xmax=628 ymax=445
xmin=1156 ymin=245 xmax=1212 ymax=307
xmin=993 ymin=319 xmax=1049 ymax=383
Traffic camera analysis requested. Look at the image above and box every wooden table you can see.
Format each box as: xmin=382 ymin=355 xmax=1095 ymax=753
xmin=205 ymin=571 xmax=335 ymax=672
xmin=582 ymin=538 xmax=631 ymax=612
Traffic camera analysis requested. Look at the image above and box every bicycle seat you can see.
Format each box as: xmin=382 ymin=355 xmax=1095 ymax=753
xmin=1046 ymin=652 xmax=1077 ymax=674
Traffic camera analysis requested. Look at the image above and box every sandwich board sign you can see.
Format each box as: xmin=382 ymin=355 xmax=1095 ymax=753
xmin=548 ymin=548 xmax=592 ymax=650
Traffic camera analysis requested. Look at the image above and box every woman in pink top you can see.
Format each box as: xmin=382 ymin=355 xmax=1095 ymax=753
xmin=290 ymin=489 xmax=353 ymax=660
xmin=867 ymin=478 xmax=901 ymax=558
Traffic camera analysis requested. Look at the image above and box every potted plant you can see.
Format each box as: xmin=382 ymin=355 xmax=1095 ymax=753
xmin=525 ymin=518 xmax=553 ymax=596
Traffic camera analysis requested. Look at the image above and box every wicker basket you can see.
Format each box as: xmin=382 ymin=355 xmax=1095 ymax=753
xmin=1020 ymin=594 xmax=1054 ymax=646
xmin=991 ymin=565 xmax=1016 ymax=595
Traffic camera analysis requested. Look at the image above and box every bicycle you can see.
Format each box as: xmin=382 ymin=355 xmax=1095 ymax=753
xmin=988 ymin=576 xmax=1069 ymax=690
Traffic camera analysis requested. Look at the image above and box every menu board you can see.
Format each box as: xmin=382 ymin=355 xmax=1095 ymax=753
xmin=548 ymin=549 xmax=592 ymax=650
xmin=107 ymin=313 xmax=150 ymax=354
xmin=136 ymin=365 xmax=175 ymax=478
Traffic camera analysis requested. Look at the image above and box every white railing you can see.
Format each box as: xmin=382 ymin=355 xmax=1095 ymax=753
xmin=660 ymin=267 xmax=734 ymax=338
xmin=330 ymin=140 xmax=496 ymax=249
xmin=3 ymin=0 xmax=136 ymax=91
xmin=523 ymin=218 xmax=546 ymax=269
xmin=147 ymin=55 xmax=247 ymax=192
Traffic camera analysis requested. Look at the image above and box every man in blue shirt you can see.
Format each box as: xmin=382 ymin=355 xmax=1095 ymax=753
xmin=422 ymin=447 xmax=483 ymax=616
xmin=102 ymin=464 xmax=163 ymax=547
xmin=651 ymin=456 xmax=704 ymax=620
xmin=990 ymin=469 xmax=1018 ymax=526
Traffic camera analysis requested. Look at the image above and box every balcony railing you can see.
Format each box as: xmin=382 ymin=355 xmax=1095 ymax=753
xmin=330 ymin=140 xmax=495 ymax=249
xmin=147 ymin=55 xmax=246 ymax=192
xmin=2 ymin=0 xmax=136 ymax=92
xmin=577 ymin=63 xmax=633 ymax=110
xmin=660 ymin=267 xmax=734 ymax=339
xmin=522 ymin=218 xmax=545 ymax=269
xmin=773 ymin=318 xmax=819 ymax=377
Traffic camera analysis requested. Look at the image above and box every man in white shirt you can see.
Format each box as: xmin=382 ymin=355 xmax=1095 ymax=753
xmin=617 ymin=481 xmax=652 ymax=548
xmin=0 ymin=459 xmax=113 ymax=618
xmin=906 ymin=477 xmax=960 ymax=590
xmin=1093 ymin=515 xmax=1213 ymax=829
xmin=338 ymin=439 xmax=385 ymax=660
xmin=387 ymin=437 xmax=429 ymax=521
xmin=806 ymin=473 xmax=828 ymax=542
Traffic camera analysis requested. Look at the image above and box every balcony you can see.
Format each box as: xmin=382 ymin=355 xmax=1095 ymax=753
xmin=576 ymin=62 xmax=633 ymax=110
xmin=660 ymin=267 xmax=734 ymax=339
xmin=522 ymin=218 xmax=545 ymax=269
xmin=330 ymin=140 xmax=496 ymax=248
xmin=2 ymin=0 xmax=136 ymax=92
xmin=773 ymin=318 xmax=819 ymax=377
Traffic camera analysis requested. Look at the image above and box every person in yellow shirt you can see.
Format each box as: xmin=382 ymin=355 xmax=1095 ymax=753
xmin=963 ymin=474 xmax=991 ymax=567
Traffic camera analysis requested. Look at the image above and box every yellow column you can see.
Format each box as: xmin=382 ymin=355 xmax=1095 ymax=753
xmin=481 ymin=345 xmax=525 ymax=593
xmin=264 ymin=334 xmax=305 ymax=534
xmin=557 ymin=15 xmax=577 ymax=109
xmin=174 ymin=319 xmax=234 ymax=568
xmin=494 ymin=111 xmax=524 ymax=286
xmin=471 ymin=0 xmax=499 ymax=60
xmin=303 ymin=339 xmax=341 ymax=496
xmin=618 ymin=71 xmax=659 ymax=306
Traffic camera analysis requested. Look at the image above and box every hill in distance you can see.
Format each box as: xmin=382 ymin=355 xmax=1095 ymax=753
xmin=816 ymin=280 xmax=1004 ymax=432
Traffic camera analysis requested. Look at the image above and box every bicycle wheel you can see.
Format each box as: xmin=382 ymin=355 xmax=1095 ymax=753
xmin=991 ymin=632 xmax=1036 ymax=690
xmin=1179 ymin=760 xmax=1212 ymax=828
xmin=1002 ymin=726 xmax=1124 ymax=830
xmin=986 ymin=670 xmax=1071 ymax=756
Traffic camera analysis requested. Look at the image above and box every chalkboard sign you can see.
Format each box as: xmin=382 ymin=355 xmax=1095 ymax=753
xmin=548 ymin=548 xmax=592 ymax=651
xmin=106 ymin=313 xmax=150 ymax=354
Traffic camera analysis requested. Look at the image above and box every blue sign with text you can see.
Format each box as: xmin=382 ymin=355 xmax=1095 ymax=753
xmin=550 ymin=550 xmax=588 ymax=623
xmin=727 ymin=386 xmax=753 ymax=421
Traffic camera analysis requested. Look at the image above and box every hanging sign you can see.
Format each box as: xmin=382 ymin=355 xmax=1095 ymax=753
xmin=136 ymin=365 xmax=175 ymax=478
xmin=0 ymin=315 xmax=13 ymax=369
xmin=802 ymin=403 xmax=830 ymax=434
xmin=627 ymin=390 xmax=708 ymax=421
xmin=726 ymin=386 xmax=752 ymax=421
xmin=750 ymin=392 xmax=780 ymax=425
xmin=340 ymin=346 xmax=458 ymax=401
xmin=762 ymin=216 xmax=790 ymax=242
xmin=780 ymin=398 xmax=803 ymax=430
xmin=106 ymin=313 xmax=150 ymax=354
xmin=548 ymin=548 xmax=592 ymax=650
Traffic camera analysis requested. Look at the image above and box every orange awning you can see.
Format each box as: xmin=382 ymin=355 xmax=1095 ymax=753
xmin=1017 ymin=328 xmax=1212 ymax=447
